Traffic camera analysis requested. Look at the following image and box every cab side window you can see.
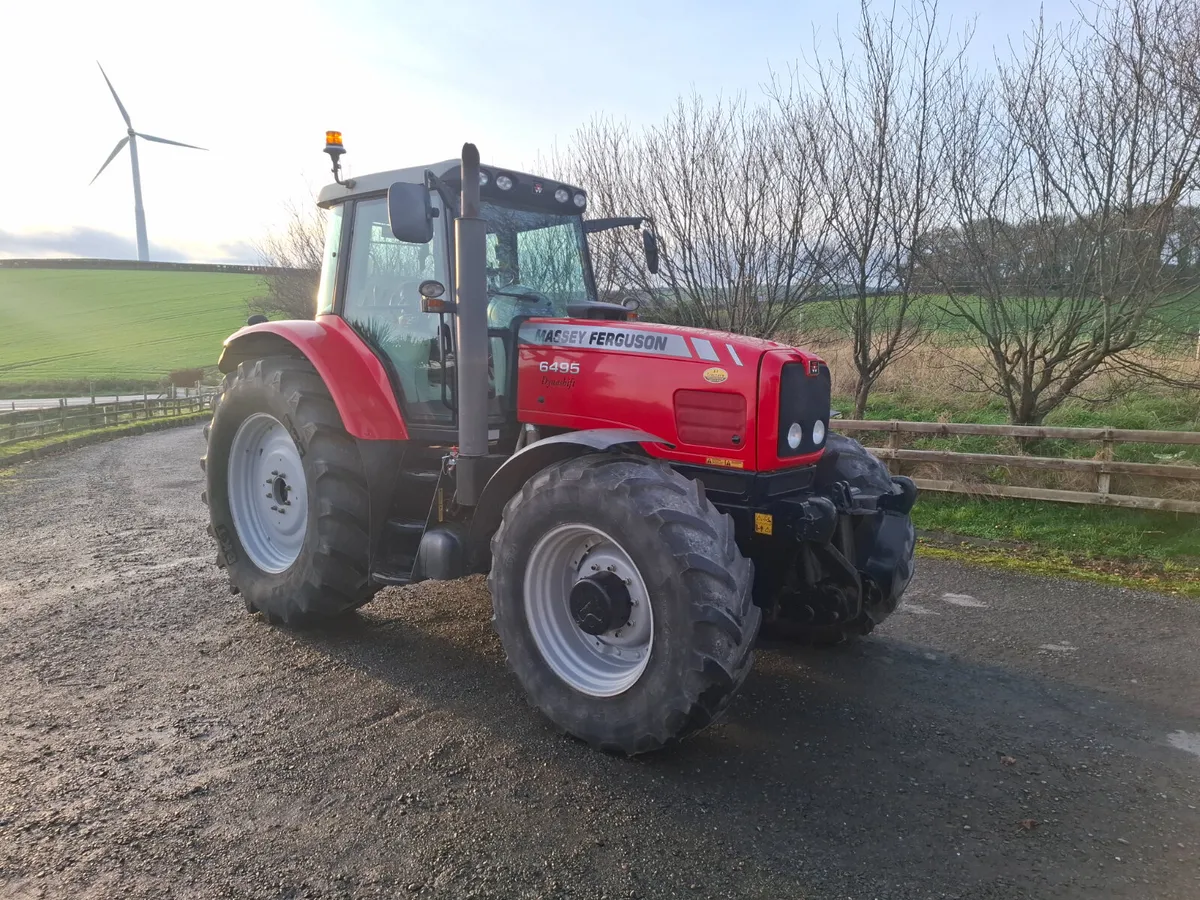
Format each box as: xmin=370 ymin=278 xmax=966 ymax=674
xmin=342 ymin=195 xmax=451 ymax=421
xmin=314 ymin=204 xmax=345 ymax=317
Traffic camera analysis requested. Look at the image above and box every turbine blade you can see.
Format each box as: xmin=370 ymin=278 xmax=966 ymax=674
xmin=136 ymin=133 xmax=207 ymax=151
xmin=96 ymin=62 xmax=132 ymax=128
xmin=90 ymin=136 xmax=130 ymax=184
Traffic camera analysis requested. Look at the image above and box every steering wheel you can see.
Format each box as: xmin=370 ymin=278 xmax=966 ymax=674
xmin=487 ymin=283 xmax=553 ymax=328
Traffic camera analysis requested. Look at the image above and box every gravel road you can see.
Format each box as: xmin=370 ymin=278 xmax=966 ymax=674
xmin=1 ymin=426 xmax=1198 ymax=899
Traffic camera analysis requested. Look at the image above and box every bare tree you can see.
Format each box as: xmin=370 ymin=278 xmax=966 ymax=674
xmin=547 ymin=121 xmax=650 ymax=304
xmin=559 ymin=94 xmax=834 ymax=339
xmin=775 ymin=0 xmax=967 ymax=418
xmin=250 ymin=201 xmax=326 ymax=320
xmin=927 ymin=0 xmax=1200 ymax=425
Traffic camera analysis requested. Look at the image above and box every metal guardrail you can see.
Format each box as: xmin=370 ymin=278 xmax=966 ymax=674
xmin=836 ymin=419 xmax=1200 ymax=514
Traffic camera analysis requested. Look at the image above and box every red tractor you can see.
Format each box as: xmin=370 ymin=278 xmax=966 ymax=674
xmin=203 ymin=138 xmax=916 ymax=754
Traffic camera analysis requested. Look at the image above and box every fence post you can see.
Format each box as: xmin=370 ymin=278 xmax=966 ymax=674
xmin=1097 ymin=430 xmax=1114 ymax=497
xmin=886 ymin=423 xmax=902 ymax=475
xmin=59 ymin=399 xmax=66 ymax=434
xmin=37 ymin=407 xmax=44 ymax=437
xmin=144 ymin=391 xmax=149 ymax=422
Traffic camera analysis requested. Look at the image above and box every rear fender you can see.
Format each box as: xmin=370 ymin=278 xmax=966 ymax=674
xmin=218 ymin=317 xmax=407 ymax=441
xmin=467 ymin=428 xmax=667 ymax=570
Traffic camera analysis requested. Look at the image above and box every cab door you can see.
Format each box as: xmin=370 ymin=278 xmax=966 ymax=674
xmin=338 ymin=193 xmax=455 ymax=425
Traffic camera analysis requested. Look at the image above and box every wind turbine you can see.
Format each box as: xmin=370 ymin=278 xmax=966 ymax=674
xmin=90 ymin=63 xmax=207 ymax=262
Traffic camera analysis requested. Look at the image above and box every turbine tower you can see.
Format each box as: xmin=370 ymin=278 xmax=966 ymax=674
xmin=90 ymin=63 xmax=207 ymax=262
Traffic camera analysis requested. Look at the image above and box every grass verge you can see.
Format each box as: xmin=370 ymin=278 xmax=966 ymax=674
xmin=911 ymin=493 xmax=1199 ymax=563
xmin=916 ymin=539 xmax=1200 ymax=599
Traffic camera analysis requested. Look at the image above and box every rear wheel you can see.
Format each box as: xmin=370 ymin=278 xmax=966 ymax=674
xmin=202 ymin=356 xmax=374 ymax=625
xmin=489 ymin=454 xmax=759 ymax=755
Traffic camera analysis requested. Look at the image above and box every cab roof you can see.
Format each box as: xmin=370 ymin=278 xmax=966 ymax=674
xmin=317 ymin=160 xmax=584 ymax=208
xmin=317 ymin=159 xmax=458 ymax=207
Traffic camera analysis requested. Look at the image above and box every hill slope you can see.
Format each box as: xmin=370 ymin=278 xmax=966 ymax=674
xmin=0 ymin=268 xmax=262 ymax=388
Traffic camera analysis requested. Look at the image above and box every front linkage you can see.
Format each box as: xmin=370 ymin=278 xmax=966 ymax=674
xmin=686 ymin=433 xmax=918 ymax=643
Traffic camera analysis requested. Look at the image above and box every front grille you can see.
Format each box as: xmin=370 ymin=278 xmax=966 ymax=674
xmin=777 ymin=362 xmax=831 ymax=458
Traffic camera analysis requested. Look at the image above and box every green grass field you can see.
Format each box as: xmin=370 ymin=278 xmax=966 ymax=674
xmin=0 ymin=268 xmax=261 ymax=391
xmin=793 ymin=288 xmax=1200 ymax=339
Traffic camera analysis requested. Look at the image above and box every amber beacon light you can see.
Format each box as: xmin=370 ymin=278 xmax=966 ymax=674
xmin=324 ymin=130 xmax=353 ymax=187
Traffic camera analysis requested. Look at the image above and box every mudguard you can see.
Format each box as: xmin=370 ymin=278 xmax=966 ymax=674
xmin=217 ymin=316 xmax=407 ymax=441
xmin=467 ymin=428 xmax=667 ymax=568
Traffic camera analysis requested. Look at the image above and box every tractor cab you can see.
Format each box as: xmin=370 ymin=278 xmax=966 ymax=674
xmin=313 ymin=152 xmax=653 ymax=440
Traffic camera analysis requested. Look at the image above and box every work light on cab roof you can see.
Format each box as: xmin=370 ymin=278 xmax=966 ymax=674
xmin=201 ymin=136 xmax=919 ymax=758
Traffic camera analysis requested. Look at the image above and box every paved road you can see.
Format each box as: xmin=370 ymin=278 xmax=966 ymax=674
xmin=0 ymin=427 xmax=1197 ymax=899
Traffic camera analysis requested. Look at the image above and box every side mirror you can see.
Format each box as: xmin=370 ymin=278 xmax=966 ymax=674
xmin=642 ymin=228 xmax=659 ymax=275
xmin=388 ymin=182 xmax=434 ymax=244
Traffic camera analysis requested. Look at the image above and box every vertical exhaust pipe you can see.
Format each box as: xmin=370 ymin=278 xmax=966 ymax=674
xmin=454 ymin=143 xmax=488 ymax=506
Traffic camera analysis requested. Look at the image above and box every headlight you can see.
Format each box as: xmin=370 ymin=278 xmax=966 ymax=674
xmin=479 ymin=170 xmax=490 ymax=186
xmin=496 ymin=174 xmax=514 ymax=191
xmin=811 ymin=419 xmax=825 ymax=445
xmin=787 ymin=422 xmax=803 ymax=450
xmin=554 ymin=187 xmax=570 ymax=203
xmin=573 ymin=192 xmax=587 ymax=208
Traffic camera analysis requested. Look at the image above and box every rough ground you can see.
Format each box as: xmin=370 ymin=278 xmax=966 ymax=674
xmin=1 ymin=427 xmax=1198 ymax=900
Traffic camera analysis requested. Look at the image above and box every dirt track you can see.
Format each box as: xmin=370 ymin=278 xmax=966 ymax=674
xmin=1 ymin=426 xmax=1198 ymax=899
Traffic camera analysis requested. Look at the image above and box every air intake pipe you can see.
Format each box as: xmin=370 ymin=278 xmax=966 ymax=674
xmin=453 ymin=143 xmax=489 ymax=506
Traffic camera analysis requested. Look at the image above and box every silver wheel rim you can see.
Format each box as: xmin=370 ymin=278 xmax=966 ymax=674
xmin=227 ymin=413 xmax=308 ymax=574
xmin=524 ymin=524 xmax=654 ymax=698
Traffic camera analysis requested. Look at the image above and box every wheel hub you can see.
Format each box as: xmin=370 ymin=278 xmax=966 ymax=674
xmin=226 ymin=413 xmax=309 ymax=574
xmin=523 ymin=524 xmax=654 ymax=698
xmin=569 ymin=571 xmax=633 ymax=635
xmin=270 ymin=475 xmax=291 ymax=505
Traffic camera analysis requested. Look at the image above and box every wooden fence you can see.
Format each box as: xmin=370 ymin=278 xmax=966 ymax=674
xmin=0 ymin=393 xmax=215 ymax=448
xmin=836 ymin=419 xmax=1200 ymax=514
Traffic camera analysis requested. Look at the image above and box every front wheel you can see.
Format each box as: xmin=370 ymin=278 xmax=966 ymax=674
xmin=203 ymin=356 xmax=375 ymax=625
xmin=489 ymin=454 xmax=759 ymax=755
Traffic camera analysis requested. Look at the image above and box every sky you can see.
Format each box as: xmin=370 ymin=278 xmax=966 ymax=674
xmin=0 ymin=0 xmax=1079 ymax=264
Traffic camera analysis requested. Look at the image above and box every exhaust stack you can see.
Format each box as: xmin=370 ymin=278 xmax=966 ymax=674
xmin=453 ymin=143 xmax=489 ymax=506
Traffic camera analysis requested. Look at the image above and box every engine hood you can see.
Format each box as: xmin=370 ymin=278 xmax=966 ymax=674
xmin=519 ymin=318 xmax=822 ymax=371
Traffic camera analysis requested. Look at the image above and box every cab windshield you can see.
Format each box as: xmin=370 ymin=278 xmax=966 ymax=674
xmin=482 ymin=202 xmax=594 ymax=328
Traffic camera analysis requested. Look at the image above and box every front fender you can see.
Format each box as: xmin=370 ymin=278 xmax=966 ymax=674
xmin=218 ymin=316 xmax=407 ymax=441
xmin=467 ymin=428 xmax=667 ymax=569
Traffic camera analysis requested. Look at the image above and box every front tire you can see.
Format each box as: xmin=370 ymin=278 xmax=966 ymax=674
xmin=489 ymin=454 xmax=759 ymax=755
xmin=203 ymin=356 xmax=374 ymax=625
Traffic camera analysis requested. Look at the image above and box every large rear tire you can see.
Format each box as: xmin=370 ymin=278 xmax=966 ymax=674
xmin=489 ymin=454 xmax=759 ymax=755
xmin=202 ymin=356 xmax=374 ymax=625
